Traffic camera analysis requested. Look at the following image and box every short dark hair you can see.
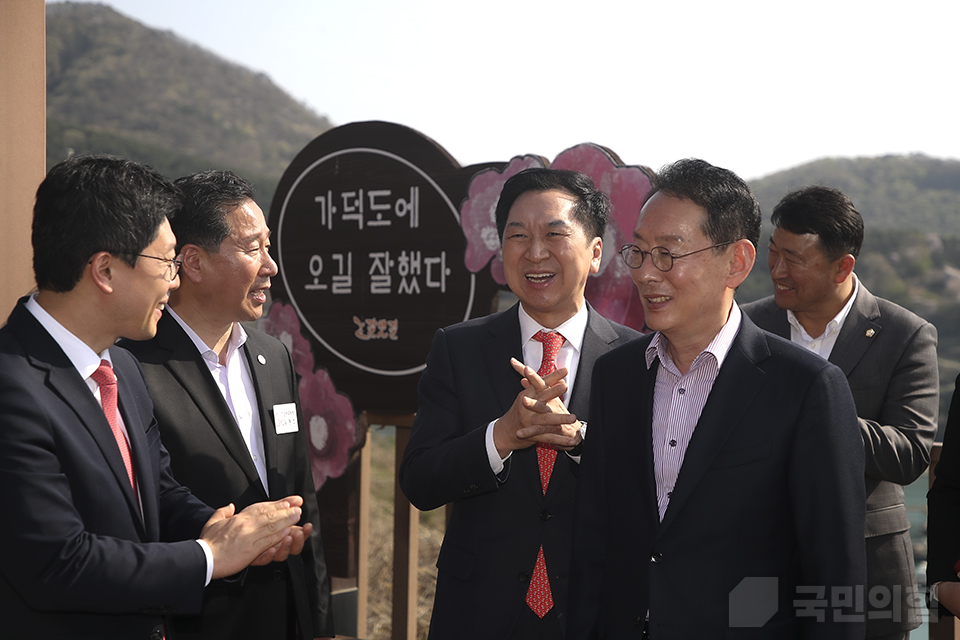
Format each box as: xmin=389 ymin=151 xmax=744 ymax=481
xmin=172 ymin=170 xmax=257 ymax=252
xmin=32 ymin=154 xmax=179 ymax=292
xmin=648 ymin=158 xmax=762 ymax=250
xmin=771 ymin=186 xmax=864 ymax=260
xmin=494 ymin=168 xmax=610 ymax=242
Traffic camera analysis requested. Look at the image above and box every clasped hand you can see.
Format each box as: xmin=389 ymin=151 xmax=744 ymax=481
xmin=492 ymin=358 xmax=582 ymax=458
xmin=201 ymin=495 xmax=313 ymax=579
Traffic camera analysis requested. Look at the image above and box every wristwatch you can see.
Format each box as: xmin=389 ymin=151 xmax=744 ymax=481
xmin=568 ymin=421 xmax=587 ymax=456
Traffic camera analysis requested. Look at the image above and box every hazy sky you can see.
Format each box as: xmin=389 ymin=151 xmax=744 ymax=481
xmin=54 ymin=0 xmax=959 ymax=180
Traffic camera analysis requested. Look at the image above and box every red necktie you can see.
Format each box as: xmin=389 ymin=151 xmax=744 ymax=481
xmin=91 ymin=360 xmax=138 ymax=497
xmin=525 ymin=330 xmax=565 ymax=618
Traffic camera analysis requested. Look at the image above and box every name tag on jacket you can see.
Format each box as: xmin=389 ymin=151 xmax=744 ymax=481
xmin=273 ymin=403 xmax=299 ymax=433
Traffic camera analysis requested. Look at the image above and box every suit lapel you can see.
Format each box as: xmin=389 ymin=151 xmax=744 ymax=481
xmin=242 ymin=332 xmax=277 ymax=499
xmin=11 ymin=303 xmax=146 ymax=533
xmin=49 ymin=361 xmax=148 ymax=533
xmin=112 ymin=357 xmax=155 ymax=537
xmin=568 ymin=304 xmax=620 ymax=417
xmin=828 ymin=286 xmax=880 ymax=377
xmin=656 ymin=319 xmax=769 ymax=536
xmin=483 ymin=306 xmax=524 ymax=416
xmin=156 ymin=314 xmax=264 ymax=490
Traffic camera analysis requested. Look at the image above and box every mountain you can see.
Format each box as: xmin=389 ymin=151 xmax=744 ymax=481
xmin=750 ymin=154 xmax=960 ymax=235
xmin=45 ymin=2 xmax=332 ymax=204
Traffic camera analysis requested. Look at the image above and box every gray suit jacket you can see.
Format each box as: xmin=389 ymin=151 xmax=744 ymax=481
xmin=120 ymin=312 xmax=333 ymax=639
xmin=743 ymin=285 xmax=938 ymax=635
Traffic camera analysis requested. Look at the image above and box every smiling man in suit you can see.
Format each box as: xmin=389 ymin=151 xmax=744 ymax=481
xmin=399 ymin=168 xmax=640 ymax=639
xmin=0 ymin=155 xmax=309 ymax=640
xmin=121 ymin=171 xmax=333 ymax=640
xmin=568 ymin=159 xmax=866 ymax=639
xmin=742 ymin=186 xmax=937 ymax=639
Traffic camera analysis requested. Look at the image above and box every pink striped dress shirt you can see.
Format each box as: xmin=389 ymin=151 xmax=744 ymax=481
xmin=644 ymin=304 xmax=743 ymax=521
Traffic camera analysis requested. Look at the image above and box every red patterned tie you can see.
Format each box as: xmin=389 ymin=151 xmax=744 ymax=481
xmin=525 ymin=330 xmax=565 ymax=618
xmin=91 ymin=360 xmax=138 ymax=497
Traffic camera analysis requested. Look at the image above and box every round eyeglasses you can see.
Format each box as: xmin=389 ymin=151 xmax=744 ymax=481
xmin=137 ymin=253 xmax=184 ymax=282
xmin=619 ymin=241 xmax=735 ymax=272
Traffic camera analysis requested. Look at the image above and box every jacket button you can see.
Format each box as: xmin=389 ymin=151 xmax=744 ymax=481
xmin=518 ymin=572 xmax=529 ymax=582
xmin=540 ymin=510 xmax=551 ymax=521
xmin=650 ymin=553 xmax=663 ymax=563
xmin=273 ymin=569 xmax=283 ymax=581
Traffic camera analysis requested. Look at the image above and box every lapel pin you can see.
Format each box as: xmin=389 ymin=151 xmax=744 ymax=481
xmin=258 ymin=354 xmax=266 ymax=365
xmin=865 ymin=329 xmax=875 ymax=338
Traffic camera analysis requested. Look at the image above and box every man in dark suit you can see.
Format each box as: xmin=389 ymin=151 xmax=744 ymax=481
xmin=121 ymin=171 xmax=333 ymax=640
xmin=568 ymin=159 xmax=866 ymax=639
xmin=742 ymin=185 xmax=936 ymax=639
xmin=927 ymin=376 xmax=960 ymax=616
xmin=399 ymin=168 xmax=640 ymax=639
xmin=0 ymin=154 xmax=310 ymax=640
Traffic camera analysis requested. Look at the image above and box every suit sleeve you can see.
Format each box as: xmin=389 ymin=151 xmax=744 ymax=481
xmin=790 ymin=363 xmax=867 ymax=639
xmin=283 ymin=344 xmax=335 ymax=637
xmin=0 ymin=365 xmax=209 ymax=616
xmin=859 ymin=320 xmax=938 ymax=484
xmin=398 ymin=328 xmax=504 ymax=512
xmin=927 ymin=372 xmax=960 ymax=594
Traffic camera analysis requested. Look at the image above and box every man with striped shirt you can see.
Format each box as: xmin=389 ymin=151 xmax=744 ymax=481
xmin=568 ymin=159 xmax=866 ymax=639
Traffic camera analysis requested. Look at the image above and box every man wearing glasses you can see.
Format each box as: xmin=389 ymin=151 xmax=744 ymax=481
xmin=0 ymin=155 xmax=309 ymax=639
xmin=121 ymin=171 xmax=333 ymax=640
xmin=567 ymin=159 xmax=866 ymax=639
xmin=399 ymin=168 xmax=639 ymax=639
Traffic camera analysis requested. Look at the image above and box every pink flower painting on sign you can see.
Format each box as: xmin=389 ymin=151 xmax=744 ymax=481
xmin=551 ymin=144 xmax=653 ymax=330
xmin=461 ymin=155 xmax=546 ymax=285
xmin=259 ymin=299 xmax=315 ymax=378
xmin=299 ymin=368 xmax=357 ymax=489
xmin=258 ymin=300 xmax=358 ymax=490
xmin=460 ymin=144 xmax=653 ymax=331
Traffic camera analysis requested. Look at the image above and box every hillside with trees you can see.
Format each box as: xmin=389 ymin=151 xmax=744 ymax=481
xmin=46 ymin=2 xmax=332 ymax=204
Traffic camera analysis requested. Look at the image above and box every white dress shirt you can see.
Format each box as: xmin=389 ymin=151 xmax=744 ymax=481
xmin=786 ymin=275 xmax=860 ymax=359
xmin=166 ymin=306 xmax=269 ymax=494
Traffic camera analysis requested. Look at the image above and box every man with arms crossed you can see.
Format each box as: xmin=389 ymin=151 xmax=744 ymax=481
xmin=399 ymin=168 xmax=640 ymax=639
xmin=0 ymin=155 xmax=309 ymax=640
xmin=569 ymin=159 xmax=866 ymax=639
xmin=122 ymin=171 xmax=334 ymax=640
xmin=743 ymin=186 xmax=937 ymax=639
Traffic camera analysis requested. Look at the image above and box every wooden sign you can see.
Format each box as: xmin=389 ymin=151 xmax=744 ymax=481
xmin=268 ymin=121 xmax=501 ymax=414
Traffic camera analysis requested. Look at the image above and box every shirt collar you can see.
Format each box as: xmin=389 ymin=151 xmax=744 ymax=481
xmin=25 ymin=293 xmax=112 ymax=379
xmin=785 ymin=274 xmax=860 ymax=342
xmin=646 ymin=302 xmax=743 ymax=372
xmin=517 ymin=302 xmax=589 ymax=353
xmin=166 ymin=306 xmax=247 ymax=364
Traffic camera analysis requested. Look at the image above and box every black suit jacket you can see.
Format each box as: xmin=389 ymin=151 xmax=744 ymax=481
xmin=744 ymin=288 xmax=937 ymax=634
xmin=120 ymin=311 xmax=333 ymax=639
xmin=569 ymin=315 xmax=867 ymax=640
xmin=398 ymin=303 xmax=640 ymax=639
xmin=0 ymin=298 xmax=214 ymax=640
xmin=929 ymin=372 xmax=960 ymax=616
